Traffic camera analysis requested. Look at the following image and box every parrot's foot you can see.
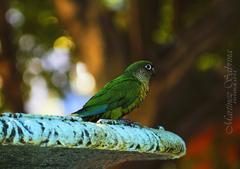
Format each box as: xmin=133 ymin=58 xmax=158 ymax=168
xmin=156 ymin=125 xmax=165 ymax=131
xmin=97 ymin=119 xmax=144 ymax=128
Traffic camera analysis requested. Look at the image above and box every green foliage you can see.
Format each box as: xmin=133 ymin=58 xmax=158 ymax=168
xmin=153 ymin=0 xmax=174 ymax=44
xmin=196 ymin=53 xmax=223 ymax=71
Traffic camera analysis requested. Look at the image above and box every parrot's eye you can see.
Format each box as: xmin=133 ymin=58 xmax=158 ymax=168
xmin=145 ymin=64 xmax=152 ymax=70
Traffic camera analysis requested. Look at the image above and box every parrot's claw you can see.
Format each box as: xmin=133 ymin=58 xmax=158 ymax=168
xmin=156 ymin=125 xmax=165 ymax=130
xmin=97 ymin=119 xmax=144 ymax=128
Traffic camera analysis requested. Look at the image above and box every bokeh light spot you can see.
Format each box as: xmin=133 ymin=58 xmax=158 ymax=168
xmin=5 ymin=8 xmax=25 ymax=27
xmin=25 ymin=77 xmax=64 ymax=115
xmin=102 ymin=0 xmax=125 ymax=11
xmin=71 ymin=62 xmax=96 ymax=95
xmin=27 ymin=58 xmax=42 ymax=75
xmin=196 ymin=53 xmax=223 ymax=71
xmin=54 ymin=36 xmax=74 ymax=49
xmin=152 ymin=0 xmax=173 ymax=44
xmin=41 ymin=48 xmax=70 ymax=73
xmin=19 ymin=34 xmax=35 ymax=51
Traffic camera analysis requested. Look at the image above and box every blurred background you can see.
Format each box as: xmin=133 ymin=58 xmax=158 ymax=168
xmin=0 ymin=0 xmax=239 ymax=168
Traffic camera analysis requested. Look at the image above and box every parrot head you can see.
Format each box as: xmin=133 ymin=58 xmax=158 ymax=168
xmin=124 ymin=60 xmax=155 ymax=84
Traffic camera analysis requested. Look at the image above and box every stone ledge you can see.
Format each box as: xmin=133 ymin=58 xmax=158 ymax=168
xmin=0 ymin=113 xmax=186 ymax=169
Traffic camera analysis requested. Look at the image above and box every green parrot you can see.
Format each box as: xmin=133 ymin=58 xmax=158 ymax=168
xmin=72 ymin=60 xmax=155 ymax=122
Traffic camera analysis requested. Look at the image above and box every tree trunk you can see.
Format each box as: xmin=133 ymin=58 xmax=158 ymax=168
xmin=0 ymin=0 xmax=24 ymax=113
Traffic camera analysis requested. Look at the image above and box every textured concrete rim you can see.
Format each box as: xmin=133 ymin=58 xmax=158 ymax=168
xmin=0 ymin=113 xmax=186 ymax=168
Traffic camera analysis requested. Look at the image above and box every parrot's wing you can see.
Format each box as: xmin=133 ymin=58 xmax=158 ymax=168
xmin=74 ymin=75 xmax=141 ymax=117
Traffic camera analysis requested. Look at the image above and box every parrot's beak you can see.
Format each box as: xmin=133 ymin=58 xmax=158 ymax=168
xmin=152 ymin=67 xmax=156 ymax=74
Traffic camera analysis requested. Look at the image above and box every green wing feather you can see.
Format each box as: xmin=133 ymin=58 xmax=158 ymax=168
xmin=73 ymin=75 xmax=141 ymax=120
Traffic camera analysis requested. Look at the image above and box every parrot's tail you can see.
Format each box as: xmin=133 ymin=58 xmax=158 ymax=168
xmin=71 ymin=108 xmax=101 ymax=122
